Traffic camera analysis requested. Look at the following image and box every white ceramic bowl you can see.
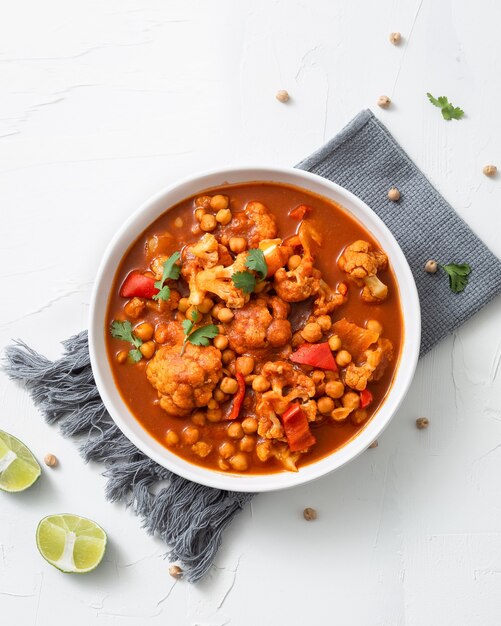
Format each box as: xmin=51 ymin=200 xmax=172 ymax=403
xmin=89 ymin=166 xmax=420 ymax=492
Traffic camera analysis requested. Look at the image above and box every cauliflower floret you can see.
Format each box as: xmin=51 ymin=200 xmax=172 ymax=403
xmin=219 ymin=201 xmax=278 ymax=248
xmin=313 ymin=280 xmax=346 ymax=316
xmin=146 ymin=341 xmax=222 ymax=416
xmin=224 ymin=296 xmax=292 ymax=354
xmin=187 ymin=252 xmax=250 ymax=308
xmin=255 ymin=361 xmax=316 ymax=439
xmin=256 ymin=440 xmax=301 ymax=472
xmin=344 ymin=338 xmax=394 ymax=391
xmin=181 ymin=234 xmax=232 ymax=280
xmin=338 ymin=240 xmax=388 ymax=302
xmin=274 ymin=254 xmax=321 ymax=302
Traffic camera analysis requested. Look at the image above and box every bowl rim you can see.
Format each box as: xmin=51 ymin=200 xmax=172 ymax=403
xmin=88 ymin=165 xmax=421 ymax=492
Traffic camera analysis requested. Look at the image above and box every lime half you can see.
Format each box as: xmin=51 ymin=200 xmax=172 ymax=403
xmin=36 ymin=514 xmax=107 ymax=573
xmin=0 ymin=430 xmax=41 ymax=492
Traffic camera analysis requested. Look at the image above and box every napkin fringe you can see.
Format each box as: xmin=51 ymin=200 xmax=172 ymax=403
xmin=2 ymin=331 xmax=253 ymax=582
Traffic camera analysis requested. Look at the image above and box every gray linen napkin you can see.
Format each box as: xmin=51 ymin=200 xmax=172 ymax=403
xmin=3 ymin=110 xmax=501 ymax=582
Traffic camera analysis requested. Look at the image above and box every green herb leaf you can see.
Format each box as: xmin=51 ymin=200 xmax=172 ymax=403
xmin=440 ymin=263 xmax=471 ymax=293
xmin=182 ymin=318 xmax=194 ymax=335
xmin=232 ymin=270 xmax=256 ymax=294
xmin=187 ymin=324 xmax=219 ymax=347
xmin=153 ymin=251 xmax=181 ymax=301
xmin=426 ymin=93 xmax=464 ymax=121
xmin=245 ymin=248 xmax=268 ymax=280
xmin=110 ymin=320 xmax=143 ymax=360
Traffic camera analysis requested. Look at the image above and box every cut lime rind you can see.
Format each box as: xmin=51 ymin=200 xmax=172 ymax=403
xmin=0 ymin=430 xmax=41 ymax=493
xmin=36 ymin=514 xmax=107 ymax=573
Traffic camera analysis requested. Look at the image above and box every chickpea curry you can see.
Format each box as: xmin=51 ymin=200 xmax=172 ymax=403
xmin=106 ymin=182 xmax=403 ymax=474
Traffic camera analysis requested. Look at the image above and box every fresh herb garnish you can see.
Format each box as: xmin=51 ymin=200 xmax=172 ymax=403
xmin=426 ymin=93 xmax=464 ymax=121
xmin=245 ymin=248 xmax=268 ymax=280
xmin=153 ymin=251 xmax=181 ymax=301
xmin=180 ymin=310 xmax=218 ymax=355
xmin=440 ymin=263 xmax=471 ymax=293
xmin=110 ymin=320 xmax=143 ymax=362
xmin=232 ymin=271 xmax=256 ymax=294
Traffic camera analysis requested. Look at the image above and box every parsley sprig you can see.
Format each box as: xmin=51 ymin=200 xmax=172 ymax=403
xmin=231 ymin=248 xmax=268 ymax=294
xmin=153 ymin=251 xmax=181 ymax=301
xmin=110 ymin=320 xmax=143 ymax=362
xmin=180 ymin=309 xmax=218 ymax=355
xmin=426 ymin=93 xmax=464 ymax=121
xmin=440 ymin=263 xmax=471 ymax=293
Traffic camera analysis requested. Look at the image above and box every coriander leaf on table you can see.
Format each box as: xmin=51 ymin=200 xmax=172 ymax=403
xmin=440 ymin=263 xmax=471 ymax=293
xmin=245 ymin=248 xmax=268 ymax=280
xmin=153 ymin=251 xmax=181 ymax=301
xmin=426 ymin=93 xmax=464 ymax=121
xmin=232 ymin=270 xmax=256 ymax=294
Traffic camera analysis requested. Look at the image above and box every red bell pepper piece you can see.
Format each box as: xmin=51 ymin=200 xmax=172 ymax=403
xmin=282 ymin=402 xmax=316 ymax=452
xmin=120 ymin=271 xmax=158 ymax=299
xmin=288 ymin=204 xmax=313 ymax=221
xmin=228 ymin=372 xmax=246 ymax=420
xmin=290 ymin=342 xmax=337 ymax=371
xmin=360 ymin=389 xmax=373 ymax=409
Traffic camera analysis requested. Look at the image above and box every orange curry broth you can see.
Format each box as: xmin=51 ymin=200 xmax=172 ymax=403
xmin=106 ymin=182 xmax=403 ymax=474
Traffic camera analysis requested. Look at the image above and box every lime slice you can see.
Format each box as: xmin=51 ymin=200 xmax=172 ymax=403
xmin=36 ymin=514 xmax=107 ymax=573
xmin=0 ymin=430 xmax=41 ymax=492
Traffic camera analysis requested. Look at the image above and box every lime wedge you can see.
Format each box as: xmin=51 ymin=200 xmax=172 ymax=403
xmin=0 ymin=430 xmax=41 ymax=492
xmin=36 ymin=514 xmax=107 ymax=573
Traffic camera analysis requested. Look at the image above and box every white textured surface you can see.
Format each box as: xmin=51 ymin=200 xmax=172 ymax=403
xmin=1 ymin=1 xmax=500 ymax=624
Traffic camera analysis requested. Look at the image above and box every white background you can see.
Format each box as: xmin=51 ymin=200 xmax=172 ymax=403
xmin=1 ymin=1 xmax=501 ymax=624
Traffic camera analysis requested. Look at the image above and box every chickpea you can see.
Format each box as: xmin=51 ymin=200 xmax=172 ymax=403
xmin=197 ymin=297 xmax=214 ymax=314
xmin=191 ymin=411 xmax=206 ymax=427
xmin=134 ymin=322 xmax=154 ymax=341
xmin=328 ymin=335 xmax=342 ymax=351
xmin=140 ymin=341 xmax=156 ymax=360
xmin=220 ymin=377 xmax=239 ymax=394
xmin=241 ymin=417 xmax=258 ymax=434
xmin=166 ymin=430 xmax=179 ymax=446
xmin=227 ymin=422 xmax=244 ymax=439
xmin=195 ymin=195 xmax=212 ymax=209
xmin=200 ymin=214 xmax=217 ymax=232
xmin=483 ymin=164 xmax=497 ymax=177
xmin=213 ymin=389 xmax=228 ymax=403
xmin=116 ymin=350 xmax=128 ymax=364
xmin=378 ymin=95 xmax=391 ymax=108
xmin=216 ymin=208 xmax=232 ymax=225
xmin=342 ymin=391 xmax=360 ymax=410
xmin=182 ymin=426 xmax=200 ymax=445
xmin=389 ymin=31 xmax=401 ymax=45
xmin=213 ymin=334 xmax=229 ymax=350
xmin=287 ymin=254 xmax=302 ymax=270
xmin=276 ymin=89 xmax=290 ymax=103
xmin=229 ymin=453 xmax=248 ymax=471
xmin=311 ymin=370 xmax=325 ymax=386
xmin=186 ymin=306 xmax=199 ymax=322
xmin=219 ymin=441 xmax=236 ymax=459
xmin=222 ymin=349 xmax=236 ymax=365
xmin=366 ymin=319 xmax=383 ymax=334
xmin=218 ymin=459 xmax=230 ymax=471
xmin=252 ymin=375 xmax=270 ymax=393
xmin=303 ymin=507 xmax=317 ymax=521
xmin=236 ymin=356 xmax=255 ymax=376
xmin=352 ymin=409 xmax=368 ymax=425
xmin=210 ymin=194 xmax=229 ymax=211
xmin=229 ymin=237 xmax=247 ymax=254
xmin=301 ymin=322 xmax=322 ymax=343
xmin=424 ymin=259 xmax=438 ymax=274
xmin=316 ymin=315 xmax=332 ymax=332
xmin=240 ymin=435 xmax=256 ymax=452
xmin=174 ymin=217 xmax=183 ymax=228
xmin=192 ymin=441 xmax=212 ymax=458
xmin=154 ymin=323 xmax=168 ymax=344
xmin=416 ymin=417 xmax=429 ymax=429
xmin=336 ymin=350 xmax=352 ymax=367
xmin=292 ymin=331 xmax=304 ymax=349
xmin=325 ymin=380 xmax=345 ymax=399
xmin=169 ymin=564 xmax=183 ymax=579
xmin=211 ymin=302 xmax=223 ymax=319
xmin=194 ymin=208 xmax=206 ymax=222
xmin=44 ymin=453 xmax=58 ymax=468
xmin=387 ymin=187 xmax=400 ymax=202
xmin=217 ymin=307 xmax=234 ymax=323
xmin=207 ymin=408 xmax=223 ymax=422
xmin=207 ymin=398 xmax=219 ymax=410
xmin=317 ymin=396 xmax=335 ymax=414
xmin=178 ymin=297 xmax=190 ymax=313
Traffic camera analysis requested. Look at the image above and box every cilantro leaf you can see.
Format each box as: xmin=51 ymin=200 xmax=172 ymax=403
xmin=440 ymin=263 xmax=471 ymax=293
xmin=110 ymin=320 xmax=143 ymax=360
xmin=182 ymin=318 xmax=194 ymax=336
xmin=245 ymin=248 xmax=268 ymax=280
xmin=426 ymin=93 xmax=464 ymax=121
xmin=232 ymin=271 xmax=256 ymax=294
xmin=153 ymin=251 xmax=181 ymax=301
xmin=187 ymin=324 xmax=219 ymax=347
